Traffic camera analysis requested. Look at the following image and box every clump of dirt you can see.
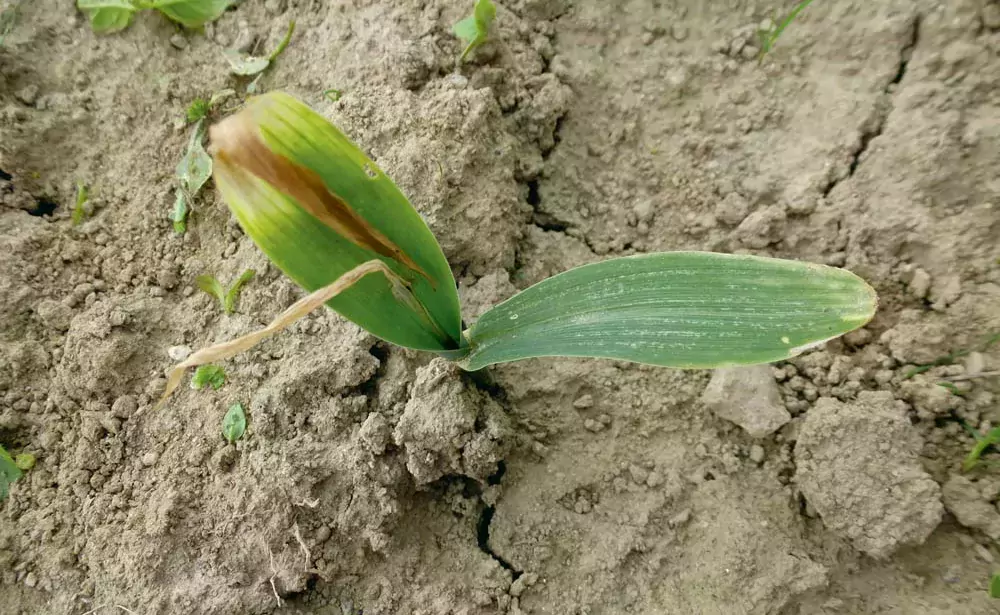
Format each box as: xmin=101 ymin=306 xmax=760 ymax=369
xmin=3 ymin=0 xmax=1000 ymax=613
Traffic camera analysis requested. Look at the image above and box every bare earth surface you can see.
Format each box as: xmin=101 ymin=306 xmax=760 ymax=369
xmin=2 ymin=0 xmax=1000 ymax=613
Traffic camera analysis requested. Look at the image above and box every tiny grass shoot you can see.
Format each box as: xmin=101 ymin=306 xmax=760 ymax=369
xmin=453 ymin=0 xmax=495 ymax=63
xmin=72 ymin=180 xmax=90 ymax=225
xmin=197 ymin=269 xmax=255 ymax=314
xmin=758 ymin=0 xmax=814 ymax=60
xmin=0 ymin=444 xmax=22 ymax=502
xmin=191 ymin=364 xmax=226 ymax=390
xmin=963 ymin=426 xmax=1000 ymax=473
xmin=224 ymin=20 xmax=295 ymax=77
xmin=222 ymin=402 xmax=247 ymax=443
xmin=905 ymin=331 xmax=1000 ymax=379
xmin=186 ymin=98 xmax=210 ymax=124
xmin=155 ymin=92 xmax=878 ymax=408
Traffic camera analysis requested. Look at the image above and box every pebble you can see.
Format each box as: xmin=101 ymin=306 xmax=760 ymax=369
xmin=168 ymin=345 xmax=192 ymax=361
xmin=583 ymin=419 xmax=604 ymax=433
xmin=668 ymin=509 xmax=691 ymax=527
xmin=169 ymin=34 xmax=188 ymax=50
xmin=141 ymin=452 xmax=159 ymax=467
xmin=908 ymin=268 xmax=931 ymax=299
xmin=975 ymin=544 xmax=994 ymax=563
xmin=573 ymin=394 xmax=594 ymax=409
xmin=645 ymin=472 xmax=664 ymax=488
xmin=749 ymin=444 xmax=765 ymax=464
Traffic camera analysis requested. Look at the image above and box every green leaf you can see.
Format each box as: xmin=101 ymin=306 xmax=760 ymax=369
xmin=171 ymin=190 xmax=189 ymax=233
xmin=453 ymin=0 xmax=495 ymax=62
xmin=224 ymin=269 xmax=255 ymax=314
xmin=72 ymin=181 xmax=89 ymax=226
xmin=210 ymin=92 xmax=463 ymax=352
xmin=223 ymin=50 xmax=270 ymax=76
xmin=148 ymin=0 xmax=230 ymax=28
xmin=473 ymin=0 xmax=496 ymax=28
xmin=14 ymin=453 xmax=35 ymax=471
xmin=461 ymin=252 xmax=877 ymax=371
xmin=176 ymin=120 xmax=213 ymax=196
xmin=191 ymin=364 xmax=226 ymax=390
xmin=991 ymin=573 xmax=1000 ymax=599
xmin=452 ymin=16 xmax=480 ymax=44
xmin=222 ymin=402 xmax=247 ymax=443
xmin=196 ymin=274 xmax=226 ymax=307
xmin=0 ymin=445 xmax=22 ymax=502
xmin=77 ymin=0 xmax=137 ymax=34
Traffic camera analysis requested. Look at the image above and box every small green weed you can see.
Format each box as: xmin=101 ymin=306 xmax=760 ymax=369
xmin=15 ymin=453 xmax=35 ymax=471
xmin=186 ymin=89 xmax=238 ymax=124
xmin=72 ymin=180 xmax=89 ymax=226
xmin=222 ymin=402 xmax=246 ymax=443
xmin=453 ymin=0 xmax=495 ymax=63
xmin=191 ymin=364 xmax=226 ymax=390
xmin=173 ymin=119 xmax=213 ymax=234
xmin=77 ymin=0 xmax=230 ymax=35
xmin=323 ymin=88 xmax=342 ymax=103
xmin=991 ymin=573 xmax=1000 ymax=598
xmin=963 ymin=424 xmax=1000 ymax=473
xmin=224 ymin=20 xmax=295 ymax=77
xmin=197 ymin=269 xmax=255 ymax=315
xmin=758 ymin=0 xmax=814 ymax=60
xmin=0 ymin=444 xmax=22 ymax=501
xmin=905 ymin=331 xmax=1000 ymax=379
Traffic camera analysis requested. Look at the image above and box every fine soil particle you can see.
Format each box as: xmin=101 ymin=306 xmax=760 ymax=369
xmin=3 ymin=0 xmax=1000 ymax=613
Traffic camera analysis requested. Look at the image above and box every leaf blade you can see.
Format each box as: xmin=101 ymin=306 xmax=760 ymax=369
xmin=77 ymin=0 xmax=136 ymax=34
xmin=148 ymin=0 xmax=230 ymax=28
xmin=222 ymin=402 xmax=246 ymax=443
xmin=463 ymin=252 xmax=876 ymax=370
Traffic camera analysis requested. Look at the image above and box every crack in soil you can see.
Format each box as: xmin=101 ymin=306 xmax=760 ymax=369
xmin=476 ymin=460 xmax=523 ymax=579
xmin=824 ymin=16 xmax=920 ymax=196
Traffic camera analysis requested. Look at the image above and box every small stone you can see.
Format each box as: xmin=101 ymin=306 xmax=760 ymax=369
xmin=574 ymin=498 xmax=592 ymax=514
xmin=983 ymin=4 xmax=1000 ymax=29
xmin=573 ymin=394 xmax=594 ymax=409
xmin=645 ymin=472 xmax=664 ymax=488
xmin=24 ymin=572 xmax=37 ymax=588
xmin=908 ymin=268 xmax=931 ymax=299
xmin=974 ymin=543 xmax=994 ymax=563
xmin=628 ymin=464 xmax=649 ymax=485
xmin=510 ymin=572 xmax=538 ymax=597
xmin=169 ymin=34 xmax=188 ymax=50
xmin=714 ymin=192 xmax=750 ymax=226
xmin=668 ymin=509 xmax=691 ymax=527
xmin=167 ymin=345 xmax=192 ymax=361
xmin=315 ymin=525 xmax=332 ymax=544
xmin=597 ymin=413 xmax=612 ymax=426
xmin=141 ymin=452 xmax=158 ymax=467
xmin=749 ymin=444 xmax=765 ymax=464
xmin=446 ymin=73 xmax=469 ymax=89
xmin=264 ymin=0 xmax=287 ymax=15
xmin=15 ymin=84 xmax=38 ymax=106
xmin=111 ymin=395 xmax=138 ymax=418
xmin=702 ymin=365 xmax=791 ymax=438
xmin=583 ymin=419 xmax=604 ymax=433
xmin=671 ymin=24 xmax=689 ymax=41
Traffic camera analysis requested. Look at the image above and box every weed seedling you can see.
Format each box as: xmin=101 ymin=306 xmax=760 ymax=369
xmin=963 ymin=425 xmax=1000 ymax=473
xmin=222 ymin=402 xmax=247 ymax=443
xmin=185 ymin=89 xmax=238 ymax=124
xmin=173 ymin=119 xmax=212 ymax=233
xmin=197 ymin=269 xmax=255 ymax=314
xmin=758 ymin=0 xmax=814 ymax=60
xmin=991 ymin=573 xmax=1000 ymax=598
xmin=0 ymin=444 xmax=22 ymax=501
xmin=191 ymin=364 xmax=226 ymax=390
xmin=77 ymin=0 xmax=231 ymax=35
xmin=323 ymin=88 xmax=343 ymax=103
xmin=905 ymin=331 xmax=1000 ymax=378
xmin=72 ymin=180 xmax=89 ymax=225
xmin=155 ymin=92 xmax=877 ymax=407
xmin=453 ymin=0 xmax=495 ymax=63
xmin=224 ymin=20 xmax=295 ymax=78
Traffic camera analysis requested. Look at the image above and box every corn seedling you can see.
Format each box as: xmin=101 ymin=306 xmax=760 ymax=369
xmin=72 ymin=180 xmax=89 ymax=225
xmin=173 ymin=118 xmax=213 ymax=233
xmin=191 ymin=364 xmax=226 ymax=390
xmin=222 ymin=402 xmax=246 ymax=443
xmin=197 ymin=269 xmax=255 ymax=314
xmin=453 ymin=0 xmax=495 ymax=63
xmin=77 ymin=0 xmax=231 ymax=35
xmin=0 ymin=444 xmax=22 ymax=502
xmin=758 ymin=0 xmax=814 ymax=60
xmin=156 ymin=92 xmax=877 ymax=406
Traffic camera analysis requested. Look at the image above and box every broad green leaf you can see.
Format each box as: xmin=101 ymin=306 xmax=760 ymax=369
xmin=991 ymin=573 xmax=1000 ymax=599
xmin=196 ymin=274 xmax=226 ymax=308
xmin=461 ymin=252 xmax=876 ymax=371
xmin=0 ymin=445 xmax=22 ymax=502
xmin=77 ymin=0 xmax=136 ymax=34
xmin=209 ymin=92 xmax=463 ymax=352
xmin=473 ymin=0 xmax=496 ymax=28
xmin=452 ymin=16 xmax=480 ymax=43
xmin=176 ymin=120 xmax=212 ymax=195
xmin=222 ymin=402 xmax=246 ymax=443
xmin=148 ymin=0 xmax=230 ymax=28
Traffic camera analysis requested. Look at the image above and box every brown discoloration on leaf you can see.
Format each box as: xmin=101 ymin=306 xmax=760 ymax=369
xmin=209 ymin=111 xmax=432 ymax=283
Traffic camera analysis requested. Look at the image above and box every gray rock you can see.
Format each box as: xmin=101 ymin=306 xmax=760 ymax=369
xmin=794 ymin=392 xmax=943 ymax=558
xmin=942 ymin=474 xmax=1000 ymax=540
xmin=702 ymin=365 xmax=790 ymax=437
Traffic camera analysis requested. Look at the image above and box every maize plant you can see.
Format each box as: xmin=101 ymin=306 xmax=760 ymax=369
xmin=159 ymin=92 xmax=877 ymax=404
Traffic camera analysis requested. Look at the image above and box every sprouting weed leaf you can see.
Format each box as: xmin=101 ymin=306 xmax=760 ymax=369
xmin=963 ymin=426 xmax=1000 ymax=473
xmin=758 ymin=0 xmax=814 ymax=61
xmin=224 ymin=20 xmax=295 ymax=77
xmin=224 ymin=269 xmax=255 ymax=314
xmin=904 ymin=330 xmax=1000 ymax=379
xmin=196 ymin=274 xmax=226 ymax=307
xmin=323 ymin=88 xmax=342 ymax=102
xmin=191 ymin=364 xmax=226 ymax=390
xmin=937 ymin=382 xmax=966 ymax=397
xmin=72 ymin=181 xmax=89 ymax=226
xmin=991 ymin=573 xmax=1000 ymax=599
xmin=77 ymin=0 xmax=136 ymax=34
xmin=186 ymin=97 xmax=210 ymax=124
xmin=0 ymin=444 xmax=22 ymax=502
xmin=14 ymin=453 xmax=35 ymax=471
xmin=172 ymin=190 xmax=189 ymax=234
xmin=222 ymin=402 xmax=247 ymax=443
xmin=198 ymin=270 xmax=255 ymax=314
xmin=453 ymin=0 xmax=495 ymax=63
